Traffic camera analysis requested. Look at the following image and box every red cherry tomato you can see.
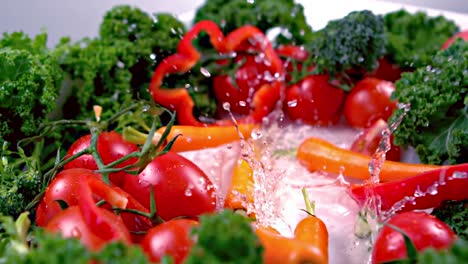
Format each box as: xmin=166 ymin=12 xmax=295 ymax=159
xmin=344 ymin=77 xmax=397 ymax=128
xmin=372 ymin=211 xmax=457 ymax=263
xmin=369 ymin=58 xmax=403 ymax=82
xmin=122 ymin=152 xmax=217 ymax=221
xmin=64 ymin=131 xmax=139 ymax=187
xmin=350 ymin=119 xmax=401 ymax=161
xmin=284 ymin=75 xmax=345 ymax=126
xmin=45 ymin=205 xmax=131 ymax=251
xmin=213 ymin=54 xmax=274 ymax=115
xmin=441 ymin=30 xmax=468 ymax=49
xmin=141 ymin=219 xmax=198 ymax=263
xmin=36 ymin=168 xmax=152 ymax=243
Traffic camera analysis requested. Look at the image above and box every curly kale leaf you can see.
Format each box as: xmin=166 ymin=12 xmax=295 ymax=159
xmin=390 ymin=39 xmax=467 ymax=165
xmin=384 ymin=9 xmax=459 ymax=68
xmin=194 ymin=0 xmax=313 ymax=45
xmin=57 ymin=5 xmax=188 ymax=122
xmin=185 ymin=210 xmax=263 ymax=264
xmin=0 ymin=32 xmax=62 ymax=142
xmin=309 ymin=10 xmax=386 ymax=84
xmin=432 ymin=200 xmax=468 ymax=240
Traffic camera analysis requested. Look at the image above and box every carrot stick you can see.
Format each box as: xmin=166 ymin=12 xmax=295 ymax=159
xmin=297 ymin=137 xmax=440 ymax=182
xmin=224 ymin=159 xmax=255 ymax=210
xmin=155 ymin=124 xmax=256 ymax=152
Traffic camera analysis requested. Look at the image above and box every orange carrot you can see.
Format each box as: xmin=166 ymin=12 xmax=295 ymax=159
xmin=254 ymin=189 xmax=329 ymax=264
xmin=224 ymin=159 xmax=255 ymax=210
xmin=297 ymin=137 xmax=440 ymax=182
xmin=155 ymin=124 xmax=256 ymax=152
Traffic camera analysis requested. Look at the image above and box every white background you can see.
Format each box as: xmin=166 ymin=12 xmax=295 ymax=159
xmin=2 ymin=0 xmax=468 ymax=47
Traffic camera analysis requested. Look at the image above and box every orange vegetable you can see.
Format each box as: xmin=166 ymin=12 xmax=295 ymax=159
xmin=255 ymin=189 xmax=328 ymax=264
xmin=297 ymin=137 xmax=440 ymax=182
xmin=224 ymin=159 xmax=255 ymax=210
xmin=155 ymin=124 xmax=256 ymax=152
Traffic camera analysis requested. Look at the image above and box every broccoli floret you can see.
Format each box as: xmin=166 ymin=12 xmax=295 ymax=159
xmin=0 ymin=32 xmax=62 ymax=142
xmin=193 ymin=0 xmax=313 ymax=45
xmin=432 ymin=200 xmax=467 ymax=240
xmin=309 ymin=10 xmax=386 ymax=84
xmin=390 ymin=39 xmax=467 ymax=165
xmin=185 ymin=210 xmax=263 ymax=264
xmin=384 ymin=9 xmax=459 ymax=69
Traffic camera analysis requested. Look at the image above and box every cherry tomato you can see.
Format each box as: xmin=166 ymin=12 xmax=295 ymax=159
xmin=441 ymin=30 xmax=468 ymax=49
xmin=122 ymin=152 xmax=217 ymax=221
xmin=372 ymin=211 xmax=457 ymax=263
xmin=45 ymin=205 xmax=131 ymax=251
xmin=350 ymin=119 xmax=401 ymax=161
xmin=213 ymin=54 xmax=274 ymax=115
xmin=141 ymin=219 xmax=198 ymax=263
xmin=369 ymin=58 xmax=403 ymax=82
xmin=284 ymin=75 xmax=345 ymax=125
xmin=344 ymin=77 xmax=397 ymax=128
xmin=64 ymin=131 xmax=139 ymax=187
xmin=36 ymin=168 xmax=152 ymax=243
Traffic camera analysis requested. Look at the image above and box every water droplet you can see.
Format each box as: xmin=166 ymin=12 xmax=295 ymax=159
xmin=287 ymin=100 xmax=298 ymax=107
xmin=185 ymin=184 xmax=193 ymax=196
xmin=223 ymin=102 xmax=231 ymax=111
xmin=200 ymin=67 xmax=211 ymax=77
xmin=116 ymin=61 xmax=125 ymax=68
xmin=239 ymin=101 xmax=247 ymax=107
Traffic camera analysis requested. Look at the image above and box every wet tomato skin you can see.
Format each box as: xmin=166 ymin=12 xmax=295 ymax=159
xmin=441 ymin=30 xmax=468 ymax=49
xmin=284 ymin=75 xmax=346 ymax=126
xmin=372 ymin=211 xmax=457 ymax=263
xmin=64 ymin=131 xmax=139 ymax=187
xmin=344 ymin=77 xmax=397 ymax=128
xmin=122 ymin=152 xmax=217 ymax=221
xmin=141 ymin=219 xmax=198 ymax=263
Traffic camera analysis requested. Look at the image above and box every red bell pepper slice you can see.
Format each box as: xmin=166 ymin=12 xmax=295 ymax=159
xmin=349 ymin=163 xmax=468 ymax=214
xmin=149 ymin=20 xmax=284 ymax=126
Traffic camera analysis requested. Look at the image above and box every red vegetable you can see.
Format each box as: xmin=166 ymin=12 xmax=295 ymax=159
xmin=149 ymin=20 xmax=284 ymax=126
xmin=350 ymin=118 xmax=401 ymax=162
xmin=141 ymin=219 xmax=198 ymax=264
xmin=368 ymin=57 xmax=403 ymax=82
xmin=344 ymin=77 xmax=396 ymax=128
xmin=372 ymin=211 xmax=457 ymax=263
xmin=64 ymin=131 xmax=139 ymax=187
xmin=441 ymin=30 xmax=468 ymax=49
xmin=122 ymin=152 xmax=217 ymax=221
xmin=284 ymin=74 xmax=345 ymax=125
xmin=43 ymin=170 xmax=131 ymax=251
xmin=350 ymin=163 xmax=468 ymax=213
xmin=213 ymin=54 xmax=276 ymax=115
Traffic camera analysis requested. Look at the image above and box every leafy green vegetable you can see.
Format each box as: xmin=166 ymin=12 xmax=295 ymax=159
xmin=56 ymin=5 xmax=187 ymax=122
xmin=384 ymin=9 xmax=459 ymax=69
xmin=432 ymin=200 xmax=468 ymax=240
xmin=390 ymin=39 xmax=467 ymax=165
xmin=0 ymin=212 xmax=149 ymax=264
xmin=193 ymin=0 xmax=313 ymax=45
xmin=185 ymin=209 xmax=263 ymax=264
xmin=0 ymin=32 xmax=63 ymax=143
xmin=385 ymin=239 xmax=468 ymax=264
xmin=308 ymin=10 xmax=386 ymax=86
xmin=0 ymin=143 xmax=43 ymax=217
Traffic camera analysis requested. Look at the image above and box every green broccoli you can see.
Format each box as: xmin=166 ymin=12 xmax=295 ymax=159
xmin=384 ymin=9 xmax=459 ymax=69
xmin=0 ymin=32 xmax=63 ymax=143
xmin=308 ymin=10 xmax=386 ymax=86
xmin=389 ymin=39 xmax=467 ymax=165
xmin=185 ymin=210 xmax=263 ymax=264
xmin=193 ymin=0 xmax=313 ymax=45
xmin=432 ymin=200 xmax=467 ymax=240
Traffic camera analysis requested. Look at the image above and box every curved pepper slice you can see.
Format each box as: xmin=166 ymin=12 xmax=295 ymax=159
xmin=350 ymin=163 xmax=468 ymax=213
xmin=149 ymin=20 xmax=284 ymax=126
